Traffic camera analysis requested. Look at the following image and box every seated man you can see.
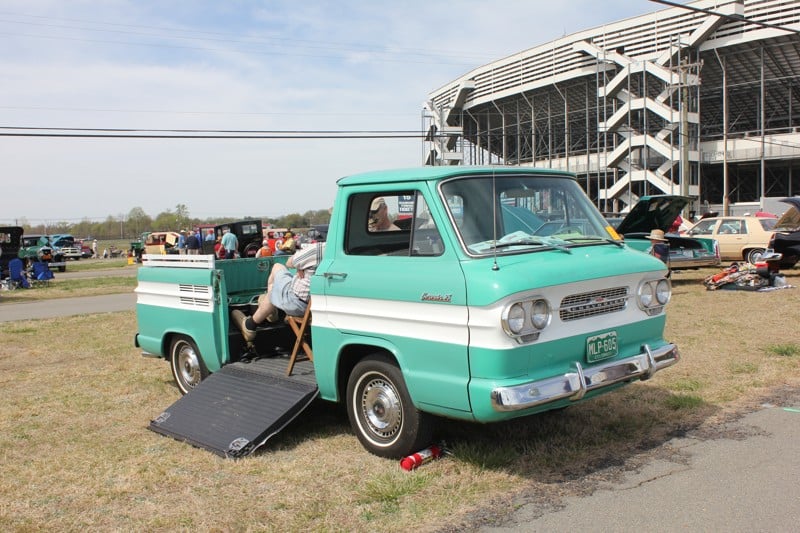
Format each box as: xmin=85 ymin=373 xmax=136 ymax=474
xmin=233 ymin=242 xmax=325 ymax=342
xmin=368 ymin=197 xmax=400 ymax=231
xmin=274 ymin=231 xmax=296 ymax=255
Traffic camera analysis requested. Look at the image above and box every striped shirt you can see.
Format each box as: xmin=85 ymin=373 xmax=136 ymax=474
xmin=289 ymin=242 xmax=326 ymax=302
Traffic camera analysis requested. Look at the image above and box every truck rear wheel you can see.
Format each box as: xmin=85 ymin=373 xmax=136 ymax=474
xmin=346 ymin=354 xmax=433 ymax=458
xmin=169 ymin=335 xmax=208 ymax=395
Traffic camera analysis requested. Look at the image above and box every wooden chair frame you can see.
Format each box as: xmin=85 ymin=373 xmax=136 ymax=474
xmin=285 ymin=299 xmax=313 ymax=376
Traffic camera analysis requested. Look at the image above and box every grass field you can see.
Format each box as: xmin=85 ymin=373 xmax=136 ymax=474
xmin=1 ymin=267 xmax=799 ymax=530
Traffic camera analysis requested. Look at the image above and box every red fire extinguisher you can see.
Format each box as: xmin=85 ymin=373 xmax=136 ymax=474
xmin=400 ymin=444 xmax=443 ymax=471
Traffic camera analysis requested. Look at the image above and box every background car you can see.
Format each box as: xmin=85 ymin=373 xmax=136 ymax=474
xmin=215 ymin=220 xmax=263 ymax=258
xmin=18 ymin=234 xmax=67 ymax=272
xmin=306 ymin=224 xmax=329 ymax=243
xmin=50 ymin=234 xmax=82 ymax=260
xmin=610 ymin=195 xmax=720 ymax=270
xmin=770 ymin=197 xmax=800 ymax=268
xmin=686 ymin=215 xmax=779 ymax=265
xmin=0 ymin=226 xmax=23 ymax=279
xmin=143 ymin=231 xmax=181 ymax=255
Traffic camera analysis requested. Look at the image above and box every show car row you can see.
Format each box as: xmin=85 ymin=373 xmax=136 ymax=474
xmin=608 ymin=196 xmax=800 ymax=270
xmin=3 ymin=195 xmax=800 ymax=280
xmin=0 ymin=231 xmax=86 ymax=276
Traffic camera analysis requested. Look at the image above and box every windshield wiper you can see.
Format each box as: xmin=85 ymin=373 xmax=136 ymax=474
xmin=562 ymin=236 xmax=624 ymax=247
xmin=492 ymin=238 xmax=572 ymax=254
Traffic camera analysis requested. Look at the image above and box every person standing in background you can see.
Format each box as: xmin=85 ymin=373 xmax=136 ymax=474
xmin=186 ymin=230 xmax=200 ymax=255
xmin=220 ymin=228 xmax=238 ymax=259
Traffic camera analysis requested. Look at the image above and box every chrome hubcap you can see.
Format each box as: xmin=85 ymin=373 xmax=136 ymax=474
xmin=177 ymin=344 xmax=200 ymax=388
xmin=361 ymin=376 xmax=402 ymax=440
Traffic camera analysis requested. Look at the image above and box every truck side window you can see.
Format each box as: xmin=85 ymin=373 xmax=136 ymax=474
xmin=346 ymin=191 xmax=441 ymax=256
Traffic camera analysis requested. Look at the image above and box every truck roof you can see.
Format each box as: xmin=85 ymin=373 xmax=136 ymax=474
xmin=337 ymin=166 xmax=575 ymax=186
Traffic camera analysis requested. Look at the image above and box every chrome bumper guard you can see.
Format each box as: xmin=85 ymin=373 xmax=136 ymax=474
xmin=491 ymin=343 xmax=679 ymax=412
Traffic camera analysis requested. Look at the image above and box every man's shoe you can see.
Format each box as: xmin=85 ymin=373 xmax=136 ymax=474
xmin=232 ymin=310 xmax=257 ymax=342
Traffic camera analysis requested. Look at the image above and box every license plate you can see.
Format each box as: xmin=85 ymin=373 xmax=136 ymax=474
xmin=586 ymin=331 xmax=618 ymax=363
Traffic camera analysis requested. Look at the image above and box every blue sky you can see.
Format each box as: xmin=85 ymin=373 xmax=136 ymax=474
xmin=0 ymin=0 xmax=658 ymax=224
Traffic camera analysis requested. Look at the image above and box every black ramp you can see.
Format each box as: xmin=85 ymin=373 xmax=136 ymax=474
xmin=149 ymin=363 xmax=319 ymax=458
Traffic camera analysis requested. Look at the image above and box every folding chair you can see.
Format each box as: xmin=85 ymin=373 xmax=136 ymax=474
xmin=31 ymin=261 xmax=54 ymax=287
xmin=8 ymin=258 xmax=30 ymax=289
xmin=285 ymin=298 xmax=313 ymax=376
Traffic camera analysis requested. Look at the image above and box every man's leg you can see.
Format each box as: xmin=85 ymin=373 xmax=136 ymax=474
xmin=233 ymin=263 xmax=287 ymax=341
xmin=252 ymin=263 xmax=286 ymax=324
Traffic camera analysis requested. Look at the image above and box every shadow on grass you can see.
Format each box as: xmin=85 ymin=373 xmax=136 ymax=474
xmin=435 ymin=385 xmax=717 ymax=481
xmin=255 ymin=384 xmax=717 ymax=484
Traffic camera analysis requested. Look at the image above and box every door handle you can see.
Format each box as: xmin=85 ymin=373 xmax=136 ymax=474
xmin=323 ymin=272 xmax=348 ymax=280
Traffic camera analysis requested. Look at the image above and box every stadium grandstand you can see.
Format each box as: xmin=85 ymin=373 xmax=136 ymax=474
xmin=423 ymin=0 xmax=800 ymax=217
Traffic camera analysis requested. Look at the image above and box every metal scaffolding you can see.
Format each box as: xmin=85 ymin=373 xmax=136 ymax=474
xmin=424 ymin=0 xmax=800 ymax=215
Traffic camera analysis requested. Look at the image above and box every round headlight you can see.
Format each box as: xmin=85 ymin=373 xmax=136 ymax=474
xmin=639 ymin=282 xmax=654 ymax=308
xmin=506 ymin=303 xmax=526 ymax=334
xmin=656 ymin=279 xmax=671 ymax=305
xmin=530 ymin=299 xmax=549 ymax=329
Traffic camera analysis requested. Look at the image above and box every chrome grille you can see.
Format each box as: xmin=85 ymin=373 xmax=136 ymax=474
xmin=559 ymin=287 xmax=628 ymax=321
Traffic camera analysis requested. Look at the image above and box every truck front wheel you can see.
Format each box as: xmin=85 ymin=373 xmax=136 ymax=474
xmin=346 ymin=354 xmax=433 ymax=458
xmin=169 ymin=335 xmax=208 ymax=395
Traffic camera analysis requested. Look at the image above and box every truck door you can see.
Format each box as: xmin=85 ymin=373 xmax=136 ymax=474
xmin=319 ymin=190 xmax=472 ymax=413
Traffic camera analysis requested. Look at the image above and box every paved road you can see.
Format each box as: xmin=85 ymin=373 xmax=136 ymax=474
xmin=0 ymin=265 xmax=137 ymax=322
xmin=0 ymin=292 xmax=136 ymax=322
xmin=480 ymin=393 xmax=800 ymax=532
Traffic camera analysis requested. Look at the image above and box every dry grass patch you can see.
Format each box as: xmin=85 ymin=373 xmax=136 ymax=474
xmin=1 ymin=267 xmax=799 ymax=530
xmin=1 ymin=276 xmax=135 ymax=302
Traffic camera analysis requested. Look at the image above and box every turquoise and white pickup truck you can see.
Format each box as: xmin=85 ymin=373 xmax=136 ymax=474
xmin=135 ymin=166 xmax=679 ymax=458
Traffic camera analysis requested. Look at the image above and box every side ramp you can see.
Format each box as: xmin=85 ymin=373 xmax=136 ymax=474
xmin=149 ymin=358 xmax=318 ymax=458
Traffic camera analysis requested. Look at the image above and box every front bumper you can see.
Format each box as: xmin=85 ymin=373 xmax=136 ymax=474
xmin=491 ymin=343 xmax=679 ymax=412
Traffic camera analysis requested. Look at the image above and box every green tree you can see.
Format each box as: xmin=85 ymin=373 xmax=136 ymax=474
xmin=153 ymin=209 xmax=179 ymax=231
xmin=282 ymin=213 xmax=307 ymax=229
xmin=71 ymin=218 xmax=96 ymax=239
xmin=127 ymin=207 xmax=152 ymax=237
xmin=305 ymin=209 xmax=331 ymax=225
xmin=175 ymin=204 xmax=190 ymax=231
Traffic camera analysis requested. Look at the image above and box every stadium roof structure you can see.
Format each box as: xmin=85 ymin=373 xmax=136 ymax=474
xmin=424 ymin=0 xmax=800 ymax=215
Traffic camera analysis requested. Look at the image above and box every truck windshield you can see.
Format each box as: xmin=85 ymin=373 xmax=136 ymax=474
xmin=440 ymin=174 xmax=616 ymax=256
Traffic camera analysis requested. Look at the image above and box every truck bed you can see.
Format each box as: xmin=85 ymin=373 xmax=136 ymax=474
xmin=235 ymin=355 xmax=316 ymax=386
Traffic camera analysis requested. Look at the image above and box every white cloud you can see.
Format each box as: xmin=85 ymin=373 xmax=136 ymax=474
xmin=0 ymin=0 xmax=656 ymax=224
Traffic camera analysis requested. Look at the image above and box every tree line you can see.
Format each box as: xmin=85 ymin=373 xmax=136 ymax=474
xmin=15 ymin=204 xmax=332 ymax=240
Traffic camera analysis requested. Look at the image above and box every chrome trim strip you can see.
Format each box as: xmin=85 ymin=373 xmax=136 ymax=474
xmin=490 ymin=343 xmax=679 ymax=412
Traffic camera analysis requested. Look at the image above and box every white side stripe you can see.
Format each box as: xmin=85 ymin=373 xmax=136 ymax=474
xmin=135 ymin=281 xmax=215 ymax=313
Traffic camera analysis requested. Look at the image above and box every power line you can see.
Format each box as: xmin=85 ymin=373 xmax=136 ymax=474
xmin=0 ymin=132 xmax=426 ymax=139
xmin=0 ymin=126 xmax=423 ymax=134
xmin=0 ymin=105 xmax=411 ymax=117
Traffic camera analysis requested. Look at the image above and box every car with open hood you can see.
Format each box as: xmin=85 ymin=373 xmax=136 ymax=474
xmin=18 ymin=234 xmax=67 ymax=272
xmin=610 ymin=195 xmax=720 ymax=270
xmin=769 ymin=197 xmax=800 ymax=268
